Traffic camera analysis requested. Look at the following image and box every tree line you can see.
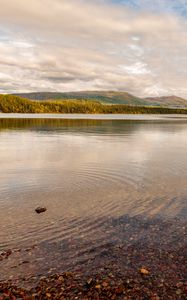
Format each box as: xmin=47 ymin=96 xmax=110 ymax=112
xmin=0 ymin=94 xmax=187 ymax=114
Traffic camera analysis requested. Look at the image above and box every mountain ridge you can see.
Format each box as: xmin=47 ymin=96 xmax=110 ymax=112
xmin=13 ymin=91 xmax=187 ymax=108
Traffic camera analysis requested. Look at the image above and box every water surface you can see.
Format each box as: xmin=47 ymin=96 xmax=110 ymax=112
xmin=0 ymin=115 xmax=187 ymax=281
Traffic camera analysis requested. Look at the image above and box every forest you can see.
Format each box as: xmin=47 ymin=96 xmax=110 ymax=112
xmin=0 ymin=94 xmax=187 ymax=114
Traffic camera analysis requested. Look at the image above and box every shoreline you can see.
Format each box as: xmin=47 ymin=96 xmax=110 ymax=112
xmin=0 ymin=243 xmax=186 ymax=299
xmin=1 ymin=113 xmax=187 ymax=120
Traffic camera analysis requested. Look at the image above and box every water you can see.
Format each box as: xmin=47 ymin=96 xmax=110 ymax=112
xmin=0 ymin=115 xmax=187 ymax=281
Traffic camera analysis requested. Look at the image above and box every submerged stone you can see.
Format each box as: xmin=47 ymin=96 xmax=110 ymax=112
xmin=35 ymin=207 xmax=47 ymax=214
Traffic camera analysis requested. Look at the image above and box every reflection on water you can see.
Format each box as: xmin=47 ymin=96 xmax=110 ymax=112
xmin=0 ymin=116 xmax=187 ymax=251
xmin=0 ymin=116 xmax=187 ymax=278
xmin=0 ymin=116 xmax=187 ymax=282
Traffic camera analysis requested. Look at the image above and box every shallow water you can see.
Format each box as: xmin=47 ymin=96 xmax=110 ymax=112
xmin=0 ymin=115 xmax=187 ymax=281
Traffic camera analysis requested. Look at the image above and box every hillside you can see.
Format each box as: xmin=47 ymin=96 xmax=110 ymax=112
xmin=14 ymin=91 xmax=187 ymax=108
xmin=1 ymin=94 xmax=187 ymax=114
xmin=145 ymin=96 xmax=187 ymax=108
xmin=14 ymin=91 xmax=145 ymax=105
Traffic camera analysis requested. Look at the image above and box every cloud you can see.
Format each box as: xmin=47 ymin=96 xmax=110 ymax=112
xmin=0 ymin=0 xmax=187 ymax=97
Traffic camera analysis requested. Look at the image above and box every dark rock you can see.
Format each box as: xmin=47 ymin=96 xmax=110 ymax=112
xmin=35 ymin=207 xmax=47 ymax=214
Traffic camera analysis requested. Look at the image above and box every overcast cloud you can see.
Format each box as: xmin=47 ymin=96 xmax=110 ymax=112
xmin=0 ymin=0 xmax=187 ymax=97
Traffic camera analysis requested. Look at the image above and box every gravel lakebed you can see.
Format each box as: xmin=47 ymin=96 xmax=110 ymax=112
xmin=0 ymin=216 xmax=186 ymax=299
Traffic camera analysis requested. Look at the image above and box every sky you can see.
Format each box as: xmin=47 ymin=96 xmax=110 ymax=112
xmin=0 ymin=0 xmax=187 ymax=97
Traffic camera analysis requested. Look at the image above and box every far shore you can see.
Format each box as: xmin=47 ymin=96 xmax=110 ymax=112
xmin=1 ymin=95 xmax=187 ymax=115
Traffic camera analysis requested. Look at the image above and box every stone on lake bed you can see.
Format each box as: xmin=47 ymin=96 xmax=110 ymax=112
xmin=35 ymin=207 xmax=47 ymax=214
xmin=139 ymin=268 xmax=150 ymax=275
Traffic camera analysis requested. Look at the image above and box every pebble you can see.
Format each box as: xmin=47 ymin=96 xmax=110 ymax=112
xmin=35 ymin=207 xmax=47 ymax=214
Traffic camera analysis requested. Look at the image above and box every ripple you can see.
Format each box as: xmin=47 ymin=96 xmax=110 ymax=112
xmin=0 ymin=118 xmax=187 ymax=250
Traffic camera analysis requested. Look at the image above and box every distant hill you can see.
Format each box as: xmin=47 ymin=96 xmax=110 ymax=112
xmin=14 ymin=91 xmax=187 ymax=108
xmin=145 ymin=96 xmax=187 ymax=108
xmin=14 ymin=91 xmax=145 ymax=105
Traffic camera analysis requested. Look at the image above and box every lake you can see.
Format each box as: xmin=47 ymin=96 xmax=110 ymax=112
xmin=0 ymin=114 xmax=187 ymax=282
